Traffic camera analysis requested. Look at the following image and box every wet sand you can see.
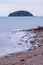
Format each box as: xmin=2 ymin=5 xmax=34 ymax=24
xmin=0 ymin=27 xmax=43 ymax=65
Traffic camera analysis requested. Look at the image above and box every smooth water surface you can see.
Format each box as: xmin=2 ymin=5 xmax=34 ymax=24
xmin=0 ymin=17 xmax=43 ymax=32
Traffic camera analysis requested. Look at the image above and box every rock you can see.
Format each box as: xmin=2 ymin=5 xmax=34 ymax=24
xmin=30 ymin=40 xmax=35 ymax=45
xmin=18 ymin=43 xmax=22 ymax=45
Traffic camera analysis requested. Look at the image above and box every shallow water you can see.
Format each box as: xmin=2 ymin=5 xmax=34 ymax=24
xmin=0 ymin=17 xmax=43 ymax=32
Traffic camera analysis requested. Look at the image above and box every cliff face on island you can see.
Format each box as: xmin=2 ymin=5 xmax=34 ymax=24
xmin=8 ymin=10 xmax=33 ymax=16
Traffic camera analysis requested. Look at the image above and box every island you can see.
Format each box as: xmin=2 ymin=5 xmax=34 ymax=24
xmin=8 ymin=10 xmax=33 ymax=16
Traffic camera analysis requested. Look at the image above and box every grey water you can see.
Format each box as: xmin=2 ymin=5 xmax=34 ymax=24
xmin=0 ymin=17 xmax=43 ymax=32
xmin=0 ymin=17 xmax=43 ymax=57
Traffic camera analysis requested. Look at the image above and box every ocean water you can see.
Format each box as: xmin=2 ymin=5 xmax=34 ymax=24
xmin=0 ymin=17 xmax=43 ymax=32
xmin=0 ymin=17 xmax=43 ymax=57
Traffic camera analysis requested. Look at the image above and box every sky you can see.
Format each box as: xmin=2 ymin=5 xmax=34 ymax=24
xmin=0 ymin=0 xmax=43 ymax=16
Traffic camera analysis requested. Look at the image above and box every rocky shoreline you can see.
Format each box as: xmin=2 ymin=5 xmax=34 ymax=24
xmin=0 ymin=26 xmax=43 ymax=65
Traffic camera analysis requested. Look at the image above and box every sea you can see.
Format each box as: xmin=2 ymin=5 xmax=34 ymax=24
xmin=0 ymin=17 xmax=43 ymax=57
xmin=0 ymin=17 xmax=43 ymax=33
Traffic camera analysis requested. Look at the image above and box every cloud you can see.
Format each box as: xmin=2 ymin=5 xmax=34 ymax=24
xmin=0 ymin=0 xmax=43 ymax=5
xmin=0 ymin=4 xmax=9 ymax=16
xmin=0 ymin=0 xmax=43 ymax=16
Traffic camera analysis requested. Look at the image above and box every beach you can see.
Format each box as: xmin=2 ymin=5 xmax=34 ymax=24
xmin=0 ymin=26 xmax=43 ymax=65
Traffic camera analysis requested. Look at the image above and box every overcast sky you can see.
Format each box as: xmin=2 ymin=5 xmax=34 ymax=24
xmin=0 ymin=0 xmax=43 ymax=16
